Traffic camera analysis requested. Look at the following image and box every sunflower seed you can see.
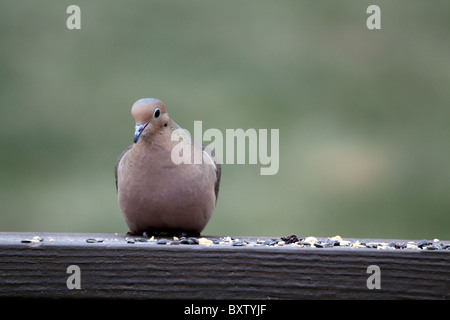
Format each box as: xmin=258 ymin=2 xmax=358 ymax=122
xmin=157 ymin=239 xmax=168 ymax=245
xmin=188 ymin=237 xmax=199 ymax=244
xmin=417 ymin=240 xmax=432 ymax=248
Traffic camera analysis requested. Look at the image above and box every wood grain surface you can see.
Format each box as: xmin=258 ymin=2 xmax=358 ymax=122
xmin=0 ymin=232 xmax=448 ymax=299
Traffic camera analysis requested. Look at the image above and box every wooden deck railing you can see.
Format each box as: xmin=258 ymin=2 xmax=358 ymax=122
xmin=0 ymin=232 xmax=448 ymax=300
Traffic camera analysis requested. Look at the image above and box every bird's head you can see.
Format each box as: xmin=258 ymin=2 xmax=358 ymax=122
xmin=131 ymin=98 xmax=169 ymax=143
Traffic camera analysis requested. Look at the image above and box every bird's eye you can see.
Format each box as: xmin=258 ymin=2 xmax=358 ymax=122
xmin=153 ymin=108 xmax=161 ymax=118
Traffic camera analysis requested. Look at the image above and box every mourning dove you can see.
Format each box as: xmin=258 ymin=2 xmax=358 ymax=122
xmin=115 ymin=98 xmax=221 ymax=236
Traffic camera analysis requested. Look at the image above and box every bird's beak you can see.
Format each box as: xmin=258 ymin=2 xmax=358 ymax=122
xmin=134 ymin=122 xmax=148 ymax=143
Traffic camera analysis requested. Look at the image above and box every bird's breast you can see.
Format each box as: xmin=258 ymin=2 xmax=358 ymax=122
xmin=117 ymin=142 xmax=216 ymax=229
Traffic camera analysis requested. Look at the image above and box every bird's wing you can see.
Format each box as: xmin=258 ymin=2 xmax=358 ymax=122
xmin=115 ymin=145 xmax=132 ymax=191
xmin=202 ymin=143 xmax=221 ymax=203
xmin=213 ymin=161 xmax=221 ymax=203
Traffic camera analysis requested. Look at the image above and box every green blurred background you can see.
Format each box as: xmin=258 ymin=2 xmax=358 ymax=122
xmin=1 ymin=1 xmax=449 ymax=239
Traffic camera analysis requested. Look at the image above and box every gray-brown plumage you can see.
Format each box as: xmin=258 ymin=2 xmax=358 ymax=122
xmin=115 ymin=98 xmax=221 ymax=236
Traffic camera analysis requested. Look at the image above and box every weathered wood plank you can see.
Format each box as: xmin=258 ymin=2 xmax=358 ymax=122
xmin=0 ymin=232 xmax=448 ymax=299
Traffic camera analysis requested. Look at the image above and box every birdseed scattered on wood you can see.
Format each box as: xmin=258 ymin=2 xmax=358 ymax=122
xmin=304 ymin=237 xmax=318 ymax=245
xmin=417 ymin=240 xmax=433 ymax=249
xmin=189 ymin=237 xmax=199 ymax=244
xmin=198 ymin=237 xmax=214 ymax=246
xmin=157 ymin=239 xmax=168 ymax=245
xmin=339 ymin=240 xmax=351 ymax=246
xmin=329 ymin=235 xmax=343 ymax=242
xmin=281 ymin=234 xmax=302 ymax=244
xmin=32 ymin=236 xmax=43 ymax=242
xmin=377 ymin=245 xmax=395 ymax=250
xmin=100 ymin=232 xmax=449 ymax=252
xmin=314 ymin=240 xmax=334 ymax=248
xmin=350 ymin=241 xmax=366 ymax=248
